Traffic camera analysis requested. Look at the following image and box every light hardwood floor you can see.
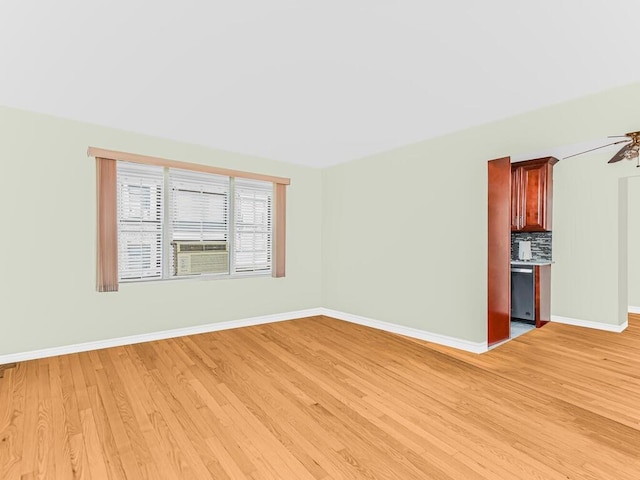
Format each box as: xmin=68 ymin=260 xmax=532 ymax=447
xmin=1 ymin=315 xmax=640 ymax=479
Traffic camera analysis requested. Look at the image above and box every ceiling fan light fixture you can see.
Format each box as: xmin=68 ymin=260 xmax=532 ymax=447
xmin=624 ymin=144 xmax=640 ymax=160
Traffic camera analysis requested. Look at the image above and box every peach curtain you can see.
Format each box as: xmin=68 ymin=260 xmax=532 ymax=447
xmin=96 ymin=157 xmax=118 ymax=292
xmin=274 ymin=183 xmax=287 ymax=278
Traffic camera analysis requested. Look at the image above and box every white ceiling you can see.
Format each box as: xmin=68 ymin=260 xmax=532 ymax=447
xmin=1 ymin=1 xmax=640 ymax=168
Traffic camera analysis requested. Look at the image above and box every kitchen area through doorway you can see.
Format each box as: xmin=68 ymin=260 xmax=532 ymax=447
xmin=488 ymin=156 xmax=556 ymax=347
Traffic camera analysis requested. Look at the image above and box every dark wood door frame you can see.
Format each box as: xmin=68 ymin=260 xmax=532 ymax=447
xmin=488 ymin=157 xmax=511 ymax=346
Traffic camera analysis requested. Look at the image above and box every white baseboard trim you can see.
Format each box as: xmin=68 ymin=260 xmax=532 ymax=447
xmin=0 ymin=307 xmax=487 ymax=364
xmin=0 ymin=308 xmax=324 ymax=365
xmin=319 ymin=308 xmax=488 ymax=354
xmin=5 ymin=306 xmax=632 ymax=365
xmin=550 ymin=315 xmax=628 ymax=333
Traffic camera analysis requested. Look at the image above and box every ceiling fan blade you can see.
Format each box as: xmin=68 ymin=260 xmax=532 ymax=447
xmin=608 ymin=144 xmax=632 ymax=163
xmin=609 ymin=131 xmax=640 ymax=138
xmin=562 ymin=139 xmax=630 ymax=160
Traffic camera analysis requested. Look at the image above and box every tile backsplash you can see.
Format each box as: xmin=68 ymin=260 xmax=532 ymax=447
xmin=511 ymin=232 xmax=552 ymax=261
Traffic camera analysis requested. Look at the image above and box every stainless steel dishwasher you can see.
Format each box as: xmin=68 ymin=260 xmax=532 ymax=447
xmin=511 ymin=265 xmax=535 ymax=323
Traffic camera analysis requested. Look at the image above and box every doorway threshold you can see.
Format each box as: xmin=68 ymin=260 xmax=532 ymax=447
xmin=489 ymin=321 xmax=536 ymax=350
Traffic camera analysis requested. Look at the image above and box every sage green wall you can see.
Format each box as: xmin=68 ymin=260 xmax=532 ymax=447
xmin=2 ymin=82 xmax=639 ymax=355
xmin=552 ymin=152 xmax=633 ymax=326
xmin=0 ymin=107 xmax=323 ymax=356
xmin=322 ymin=82 xmax=640 ymax=342
xmin=628 ymin=176 xmax=640 ymax=308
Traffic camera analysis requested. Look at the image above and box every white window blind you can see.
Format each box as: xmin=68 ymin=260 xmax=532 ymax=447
xmin=169 ymin=169 xmax=230 ymax=276
xmin=169 ymin=169 xmax=229 ymax=242
xmin=234 ymin=178 xmax=273 ymax=273
xmin=115 ymin=162 xmax=273 ymax=282
xmin=117 ymin=162 xmax=164 ymax=280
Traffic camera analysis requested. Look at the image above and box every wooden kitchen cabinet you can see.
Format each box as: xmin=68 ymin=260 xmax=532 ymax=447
xmin=535 ymin=264 xmax=551 ymax=328
xmin=511 ymin=157 xmax=558 ymax=231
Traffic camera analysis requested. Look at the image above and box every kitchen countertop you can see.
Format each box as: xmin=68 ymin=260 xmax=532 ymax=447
xmin=511 ymin=260 xmax=554 ymax=266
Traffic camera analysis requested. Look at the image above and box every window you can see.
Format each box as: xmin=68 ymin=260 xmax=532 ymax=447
xmin=92 ymin=147 xmax=289 ymax=292
xmin=117 ymin=163 xmax=164 ymax=280
xmin=116 ymin=162 xmax=273 ymax=282
xmin=234 ymin=178 xmax=273 ymax=273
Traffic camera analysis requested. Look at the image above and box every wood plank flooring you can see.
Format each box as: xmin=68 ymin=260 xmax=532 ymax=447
xmin=0 ymin=363 xmax=16 ymax=379
xmin=1 ymin=315 xmax=640 ymax=479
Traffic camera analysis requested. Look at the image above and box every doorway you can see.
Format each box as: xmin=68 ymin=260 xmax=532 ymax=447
xmin=626 ymin=176 xmax=640 ymax=314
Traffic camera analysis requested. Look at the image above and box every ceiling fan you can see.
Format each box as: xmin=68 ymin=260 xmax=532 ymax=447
xmin=563 ymin=131 xmax=640 ymax=166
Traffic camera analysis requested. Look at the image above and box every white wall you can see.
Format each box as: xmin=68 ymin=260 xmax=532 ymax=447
xmin=0 ymin=107 xmax=323 ymax=356
xmin=628 ymin=176 xmax=640 ymax=309
xmin=322 ymin=82 xmax=640 ymax=342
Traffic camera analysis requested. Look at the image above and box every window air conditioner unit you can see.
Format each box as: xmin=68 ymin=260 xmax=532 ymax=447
xmin=174 ymin=241 xmax=229 ymax=276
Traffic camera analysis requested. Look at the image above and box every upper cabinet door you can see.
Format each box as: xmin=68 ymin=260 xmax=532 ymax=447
xmin=520 ymin=161 xmax=547 ymax=231
xmin=511 ymin=157 xmax=558 ymax=232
